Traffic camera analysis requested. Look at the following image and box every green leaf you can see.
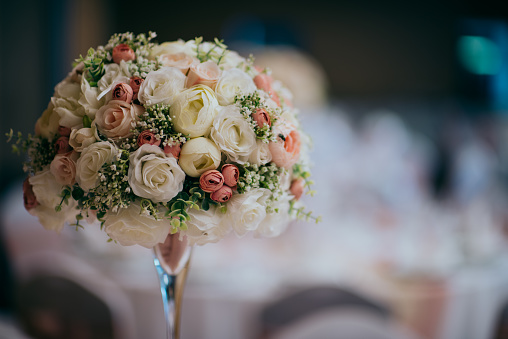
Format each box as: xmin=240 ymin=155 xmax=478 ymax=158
xmin=83 ymin=115 xmax=92 ymax=128
xmin=72 ymin=186 xmax=84 ymax=200
xmin=55 ymin=205 xmax=62 ymax=212
xmin=201 ymin=199 xmax=209 ymax=211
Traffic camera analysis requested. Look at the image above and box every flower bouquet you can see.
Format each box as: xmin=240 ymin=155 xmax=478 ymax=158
xmin=9 ymin=32 xmax=318 ymax=338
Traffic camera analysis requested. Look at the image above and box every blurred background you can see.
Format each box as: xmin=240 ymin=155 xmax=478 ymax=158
xmin=2 ymin=0 xmax=508 ymax=338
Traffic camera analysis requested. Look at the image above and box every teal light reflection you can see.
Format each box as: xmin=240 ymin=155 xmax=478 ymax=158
xmin=458 ymin=35 xmax=502 ymax=75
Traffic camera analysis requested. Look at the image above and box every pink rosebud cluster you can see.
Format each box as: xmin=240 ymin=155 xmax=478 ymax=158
xmin=112 ymin=44 xmax=136 ymax=64
xmin=199 ymin=164 xmax=240 ymax=203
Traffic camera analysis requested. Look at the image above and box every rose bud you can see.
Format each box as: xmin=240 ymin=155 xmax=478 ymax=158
xmin=290 ymin=178 xmax=305 ymax=200
xmin=137 ymin=130 xmax=161 ymax=147
xmin=112 ymin=44 xmax=136 ymax=64
xmin=210 ymin=185 xmax=233 ymax=203
xmin=253 ymin=73 xmax=273 ymax=92
xmin=54 ymin=136 xmax=72 ymax=154
xmin=58 ymin=126 xmax=71 ymax=137
xmin=251 ymin=108 xmax=271 ymax=128
xmin=199 ymin=170 xmax=224 ymax=193
xmin=23 ymin=177 xmax=38 ymax=211
xmin=164 ymin=143 xmax=181 ymax=159
xmin=112 ymin=83 xmax=133 ymax=103
xmin=129 ymin=77 xmax=144 ymax=101
xmin=221 ymin=164 xmax=239 ymax=187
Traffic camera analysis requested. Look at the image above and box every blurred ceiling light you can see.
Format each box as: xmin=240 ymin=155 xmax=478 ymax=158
xmin=458 ymin=35 xmax=502 ymax=75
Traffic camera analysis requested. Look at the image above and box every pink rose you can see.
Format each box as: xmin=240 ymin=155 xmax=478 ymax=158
xmin=253 ymin=73 xmax=280 ymax=107
xmin=221 ymin=164 xmax=239 ymax=187
xmin=50 ymin=152 xmax=78 ymax=186
xmin=164 ymin=143 xmax=181 ymax=159
xmin=160 ymin=53 xmax=197 ymax=74
xmin=95 ymin=100 xmax=143 ymax=139
xmin=137 ymin=130 xmax=161 ymax=147
xmin=269 ymin=121 xmax=301 ymax=169
xmin=112 ymin=44 xmax=136 ymax=64
xmin=290 ymin=178 xmax=305 ymax=200
xmin=251 ymin=108 xmax=271 ymax=128
xmin=112 ymin=83 xmax=133 ymax=103
xmin=54 ymin=136 xmax=72 ymax=154
xmin=23 ymin=177 xmax=38 ymax=211
xmin=199 ymin=170 xmax=224 ymax=193
xmin=129 ymin=77 xmax=144 ymax=101
xmin=186 ymin=61 xmax=221 ymax=89
xmin=58 ymin=126 xmax=71 ymax=137
xmin=210 ymin=185 xmax=233 ymax=203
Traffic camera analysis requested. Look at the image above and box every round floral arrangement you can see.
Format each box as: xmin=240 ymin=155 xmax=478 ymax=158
xmin=10 ymin=32 xmax=319 ymax=248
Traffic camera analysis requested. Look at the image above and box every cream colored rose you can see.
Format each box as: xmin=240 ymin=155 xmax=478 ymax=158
xmin=35 ymin=102 xmax=60 ymax=139
xmin=214 ymin=69 xmax=256 ymax=105
xmin=225 ymin=188 xmax=270 ymax=236
xmin=104 ymin=201 xmax=170 ymax=248
xmin=178 ymin=137 xmax=221 ymax=177
xmin=209 ymin=105 xmax=257 ymax=164
xmin=50 ymin=152 xmax=78 ymax=186
xmin=137 ymin=67 xmax=185 ymax=106
xmin=94 ymin=100 xmax=143 ymax=139
xmin=76 ymin=141 xmax=118 ymax=191
xmin=220 ymin=51 xmax=245 ymax=70
xmin=98 ymin=62 xmax=131 ymax=93
xmin=52 ymin=79 xmax=86 ymax=129
xmin=248 ymin=140 xmax=272 ymax=165
xmin=183 ymin=205 xmax=231 ymax=246
xmin=128 ymin=144 xmax=185 ymax=203
xmin=79 ymin=77 xmax=106 ymax=119
xmin=171 ymin=85 xmax=219 ymax=138
xmin=29 ymin=169 xmax=77 ymax=232
xmin=159 ymin=53 xmax=197 ymax=74
xmin=150 ymin=40 xmax=196 ymax=59
xmin=69 ymin=126 xmax=98 ymax=152
xmin=254 ymin=194 xmax=291 ymax=238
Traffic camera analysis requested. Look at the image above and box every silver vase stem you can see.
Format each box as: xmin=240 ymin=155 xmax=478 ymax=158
xmin=153 ymin=233 xmax=192 ymax=339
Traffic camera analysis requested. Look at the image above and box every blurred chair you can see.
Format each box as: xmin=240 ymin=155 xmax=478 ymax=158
xmin=259 ymin=286 xmax=419 ymax=339
xmin=14 ymin=251 xmax=136 ymax=339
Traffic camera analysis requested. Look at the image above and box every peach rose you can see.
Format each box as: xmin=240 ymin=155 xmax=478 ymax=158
xmin=95 ymin=100 xmax=143 ymax=139
xmin=186 ymin=61 xmax=221 ymax=89
xmin=254 ymin=73 xmax=280 ymax=106
xmin=269 ymin=122 xmax=301 ymax=169
xmin=23 ymin=177 xmax=38 ymax=211
xmin=112 ymin=44 xmax=136 ymax=64
xmin=199 ymin=170 xmax=224 ymax=193
xmin=210 ymin=185 xmax=233 ymax=203
xmin=54 ymin=136 xmax=72 ymax=154
xmin=129 ymin=77 xmax=144 ymax=101
xmin=290 ymin=178 xmax=305 ymax=200
xmin=221 ymin=164 xmax=239 ymax=187
xmin=160 ymin=52 xmax=197 ymax=74
xmin=112 ymin=83 xmax=133 ymax=103
xmin=251 ymin=108 xmax=271 ymax=128
xmin=164 ymin=143 xmax=181 ymax=159
xmin=58 ymin=126 xmax=71 ymax=137
xmin=137 ymin=130 xmax=161 ymax=147
xmin=50 ymin=152 xmax=78 ymax=186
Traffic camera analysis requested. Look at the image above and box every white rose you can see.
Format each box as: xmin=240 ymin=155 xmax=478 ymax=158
xmin=184 ymin=206 xmax=231 ymax=246
xmin=35 ymin=102 xmax=60 ymax=139
xmin=98 ymin=62 xmax=131 ymax=93
xmin=254 ymin=194 xmax=291 ymax=238
xmin=179 ymin=137 xmax=221 ymax=177
xmin=69 ymin=126 xmax=98 ymax=152
xmin=214 ymin=69 xmax=256 ymax=106
xmin=220 ymin=51 xmax=245 ymax=70
xmin=52 ymin=79 xmax=86 ymax=129
xmin=138 ymin=67 xmax=185 ymax=106
xmin=150 ymin=40 xmax=196 ymax=59
xmin=226 ymin=188 xmax=270 ymax=236
xmin=104 ymin=201 xmax=170 ymax=248
xmin=79 ymin=77 xmax=106 ymax=119
xmin=128 ymin=145 xmax=185 ymax=203
xmin=171 ymin=85 xmax=219 ymax=138
xmin=29 ymin=169 xmax=77 ymax=232
xmin=76 ymin=141 xmax=118 ymax=191
xmin=210 ymin=105 xmax=257 ymax=164
xmin=249 ymin=140 xmax=272 ymax=165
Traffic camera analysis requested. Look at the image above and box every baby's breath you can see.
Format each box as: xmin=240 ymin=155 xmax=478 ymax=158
xmin=235 ymin=91 xmax=279 ymax=143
